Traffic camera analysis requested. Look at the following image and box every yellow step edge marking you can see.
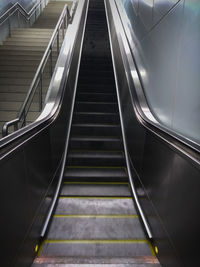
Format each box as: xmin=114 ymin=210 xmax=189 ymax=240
xmin=53 ymin=214 xmax=139 ymax=218
xmin=44 ymin=239 xmax=148 ymax=244
xmin=37 ymin=240 xmax=45 ymax=257
xmin=147 ymin=240 xmax=156 ymax=257
xmin=63 ymin=182 xmax=129 ymax=185
xmin=59 ymin=196 xmax=132 ymax=199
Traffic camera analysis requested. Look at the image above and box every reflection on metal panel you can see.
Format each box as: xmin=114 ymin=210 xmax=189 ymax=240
xmin=121 ymin=0 xmax=200 ymax=145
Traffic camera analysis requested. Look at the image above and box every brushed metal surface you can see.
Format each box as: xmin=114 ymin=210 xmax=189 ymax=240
xmin=121 ymin=0 xmax=200 ymax=145
xmin=106 ymin=0 xmax=200 ymax=266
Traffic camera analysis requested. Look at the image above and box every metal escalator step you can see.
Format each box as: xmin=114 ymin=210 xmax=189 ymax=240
xmin=71 ymin=123 xmax=121 ymax=136
xmin=69 ymin=136 xmax=123 ymax=151
xmin=78 ymin=76 xmax=115 ymax=85
xmin=40 ymin=240 xmax=152 ymax=258
xmin=55 ymin=197 xmax=136 ymax=215
xmin=47 ymin=216 xmax=145 ymax=240
xmin=74 ymin=101 xmax=118 ymax=113
xmin=78 ymin=84 xmax=116 ymax=93
xmin=76 ymin=92 xmax=117 ymax=102
xmin=72 ymin=112 xmax=119 ymax=124
xmin=67 ymin=150 xmax=124 ymax=166
xmin=63 ymin=166 xmax=127 ymax=182
xmin=60 ymin=183 xmax=131 ymax=197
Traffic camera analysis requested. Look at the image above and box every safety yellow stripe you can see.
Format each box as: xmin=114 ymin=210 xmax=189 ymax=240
xmin=147 ymin=240 xmax=156 ymax=257
xmin=53 ymin=214 xmax=138 ymax=218
xmin=37 ymin=240 xmax=45 ymax=257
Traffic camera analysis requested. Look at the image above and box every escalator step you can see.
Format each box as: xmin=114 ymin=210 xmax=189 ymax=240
xmin=60 ymin=183 xmax=131 ymax=196
xmin=74 ymin=101 xmax=118 ymax=112
xmin=67 ymin=150 xmax=125 ymax=166
xmin=55 ymin=197 xmax=136 ymax=215
xmin=71 ymin=123 xmax=121 ymax=136
xmin=47 ymin=216 xmax=145 ymax=240
xmin=76 ymin=92 xmax=117 ymax=102
xmin=69 ymin=136 xmax=123 ymax=150
xmin=77 ymin=84 xmax=116 ymax=93
xmin=63 ymin=166 xmax=127 ymax=182
xmin=78 ymin=76 xmax=115 ymax=85
xmin=72 ymin=112 xmax=119 ymax=124
xmin=40 ymin=240 xmax=152 ymax=258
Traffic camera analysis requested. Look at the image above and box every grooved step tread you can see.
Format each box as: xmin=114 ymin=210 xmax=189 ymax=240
xmin=61 ymin=183 xmax=131 ymax=197
xmin=55 ymin=197 xmax=136 ymax=215
xmin=47 ymin=216 xmax=145 ymax=240
xmin=40 ymin=242 xmax=153 ymax=258
xmin=64 ymin=167 xmax=127 ymax=179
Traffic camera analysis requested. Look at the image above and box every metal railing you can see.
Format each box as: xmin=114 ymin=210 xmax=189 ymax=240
xmin=2 ymin=2 xmax=76 ymax=137
xmin=0 ymin=0 xmax=49 ymax=37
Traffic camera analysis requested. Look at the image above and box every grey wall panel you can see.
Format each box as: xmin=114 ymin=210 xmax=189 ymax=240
xmin=138 ymin=1 xmax=184 ymax=127
xmin=131 ymin=0 xmax=138 ymax=14
xmin=153 ymin=0 xmax=179 ymax=23
xmin=138 ymin=0 xmax=154 ymax=30
xmin=122 ymin=0 xmax=200 ymax=145
xmin=172 ymin=0 xmax=200 ymax=143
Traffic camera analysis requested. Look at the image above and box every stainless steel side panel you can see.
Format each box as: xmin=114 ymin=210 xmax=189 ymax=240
xmin=106 ymin=0 xmax=200 ymax=266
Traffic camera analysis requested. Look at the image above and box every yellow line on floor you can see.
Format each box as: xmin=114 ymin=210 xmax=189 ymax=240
xmin=53 ymin=214 xmax=139 ymax=218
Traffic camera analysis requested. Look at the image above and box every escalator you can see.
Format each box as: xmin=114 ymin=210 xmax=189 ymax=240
xmin=33 ymin=0 xmax=159 ymax=265
xmin=1 ymin=0 xmax=199 ymax=266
